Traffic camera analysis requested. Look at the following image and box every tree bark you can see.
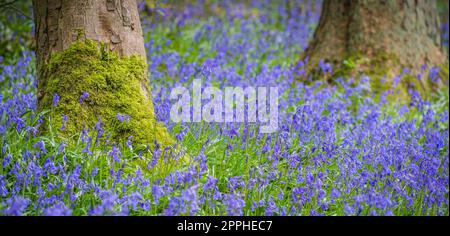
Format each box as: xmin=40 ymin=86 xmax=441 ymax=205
xmin=303 ymin=0 xmax=447 ymax=76
xmin=32 ymin=0 xmax=173 ymax=146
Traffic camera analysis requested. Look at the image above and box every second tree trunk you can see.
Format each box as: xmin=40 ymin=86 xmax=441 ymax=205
xmin=303 ymin=0 xmax=447 ymax=77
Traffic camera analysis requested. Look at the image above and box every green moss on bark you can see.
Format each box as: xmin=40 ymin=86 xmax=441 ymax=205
xmin=306 ymin=49 xmax=449 ymax=104
xmin=38 ymin=40 xmax=174 ymax=148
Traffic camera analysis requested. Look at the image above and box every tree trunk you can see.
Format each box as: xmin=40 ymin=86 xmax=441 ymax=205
xmin=32 ymin=0 xmax=173 ymax=146
xmin=303 ymin=0 xmax=447 ymax=77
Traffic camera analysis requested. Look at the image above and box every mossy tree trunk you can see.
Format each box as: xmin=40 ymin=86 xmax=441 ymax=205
xmin=32 ymin=0 xmax=173 ymax=147
xmin=303 ymin=0 xmax=447 ymax=77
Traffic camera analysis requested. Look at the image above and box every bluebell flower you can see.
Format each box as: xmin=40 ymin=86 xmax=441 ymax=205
xmin=223 ymin=193 xmax=245 ymax=216
xmin=116 ymin=113 xmax=130 ymax=123
xmin=108 ymin=144 xmax=122 ymax=163
xmin=3 ymin=154 xmax=12 ymax=167
xmin=61 ymin=115 xmax=68 ymax=131
xmin=52 ymin=93 xmax=60 ymax=107
xmin=91 ymin=167 xmax=99 ymax=177
xmin=318 ymin=59 xmax=332 ymax=74
xmin=43 ymin=203 xmax=72 ymax=216
xmin=126 ymin=136 xmax=133 ymax=150
xmin=3 ymin=196 xmax=29 ymax=216
xmin=79 ymin=92 xmax=89 ymax=104
xmin=33 ymin=140 xmax=46 ymax=154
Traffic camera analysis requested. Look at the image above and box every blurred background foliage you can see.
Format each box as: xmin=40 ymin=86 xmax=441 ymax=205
xmin=0 ymin=0 xmax=33 ymax=64
xmin=0 ymin=0 xmax=448 ymax=65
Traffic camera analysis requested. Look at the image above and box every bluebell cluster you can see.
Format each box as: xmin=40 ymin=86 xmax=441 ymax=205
xmin=0 ymin=0 xmax=448 ymax=216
